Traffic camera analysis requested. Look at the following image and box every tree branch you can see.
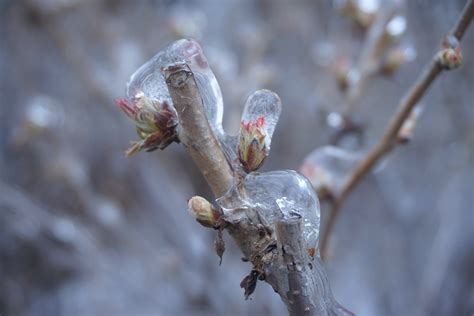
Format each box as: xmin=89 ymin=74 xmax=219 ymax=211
xmin=164 ymin=62 xmax=351 ymax=315
xmin=320 ymin=0 xmax=474 ymax=259
xmin=163 ymin=63 xmax=234 ymax=197
xmin=271 ymin=217 xmax=354 ymax=316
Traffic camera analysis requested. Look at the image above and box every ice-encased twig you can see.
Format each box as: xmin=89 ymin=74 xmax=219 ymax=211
xmin=163 ymin=62 xmax=233 ymax=197
xmin=217 ymin=170 xmax=320 ymax=252
xmin=270 ymin=217 xmax=354 ymax=316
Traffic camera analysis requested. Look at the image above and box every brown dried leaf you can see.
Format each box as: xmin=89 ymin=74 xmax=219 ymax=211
xmin=214 ymin=228 xmax=225 ymax=265
xmin=240 ymin=270 xmax=259 ymax=300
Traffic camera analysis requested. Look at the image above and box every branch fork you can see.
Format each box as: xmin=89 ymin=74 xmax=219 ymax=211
xmin=160 ymin=61 xmax=351 ymax=315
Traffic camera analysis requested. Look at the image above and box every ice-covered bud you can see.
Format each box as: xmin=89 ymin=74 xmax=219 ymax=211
xmin=300 ymin=146 xmax=361 ymax=200
xmin=437 ymin=36 xmax=462 ymax=70
xmin=126 ymin=39 xmax=224 ymax=138
xmin=385 ymin=15 xmax=407 ymax=39
xmin=238 ymin=117 xmax=267 ymax=173
xmin=115 ymin=93 xmax=178 ymax=156
xmin=397 ymin=104 xmax=424 ymax=143
xmin=238 ymin=90 xmax=282 ymax=173
xmin=334 ymin=0 xmax=377 ymax=29
xmin=380 ymin=45 xmax=416 ymax=75
xmin=188 ymin=196 xmax=221 ymax=228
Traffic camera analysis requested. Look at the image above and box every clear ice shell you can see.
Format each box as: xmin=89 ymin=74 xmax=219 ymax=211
xmin=300 ymin=146 xmax=361 ymax=196
xmin=240 ymin=90 xmax=282 ymax=148
xmin=216 ymin=170 xmax=321 ymax=250
xmin=126 ymin=39 xmax=224 ymax=137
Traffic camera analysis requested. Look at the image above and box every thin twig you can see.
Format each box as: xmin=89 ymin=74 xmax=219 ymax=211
xmin=320 ymin=0 xmax=474 ymax=259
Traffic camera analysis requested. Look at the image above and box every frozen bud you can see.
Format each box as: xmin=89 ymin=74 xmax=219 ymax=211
xmin=385 ymin=15 xmax=407 ymax=39
xmin=238 ymin=117 xmax=267 ymax=173
xmin=380 ymin=45 xmax=416 ymax=75
xmin=126 ymin=39 xmax=224 ymax=138
xmin=333 ymin=58 xmax=352 ymax=91
xmin=300 ymin=146 xmax=361 ymax=200
xmin=188 ymin=196 xmax=221 ymax=228
xmin=397 ymin=104 xmax=424 ymax=143
xmin=332 ymin=59 xmax=361 ymax=93
xmin=437 ymin=36 xmax=462 ymax=70
xmin=238 ymin=90 xmax=282 ymax=173
xmin=116 ymin=93 xmax=178 ymax=156
xmin=334 ymin=0 xmax=377 ymax=29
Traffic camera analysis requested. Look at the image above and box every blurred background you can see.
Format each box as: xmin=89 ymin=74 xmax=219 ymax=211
xmin=1 ymin=0 xmax=473 ymax=315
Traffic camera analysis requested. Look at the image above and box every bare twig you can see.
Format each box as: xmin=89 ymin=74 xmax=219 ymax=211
xmin=320 ymin=0 xmax=474 ymax=259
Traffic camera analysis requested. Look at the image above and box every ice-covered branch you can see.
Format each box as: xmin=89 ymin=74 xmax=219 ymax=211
xmin=320 ymin=0 xmax=474 ymax=259
xmin=270 ymin=217 xmax=353 ymax=316
xmin=117 ymin=37 xmax=353 ymax=315
xmin=163 ymin=62 xmax=233 ymax=197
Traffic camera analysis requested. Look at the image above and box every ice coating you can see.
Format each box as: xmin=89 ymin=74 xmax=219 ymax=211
xmin=240 ymin=90 xmax=282 ymax=149
xmin=300 ymin=146 xmax=361 ymax=198
xmin=217 ymin=170 xmax=321 ymax=250
xmin=126 ymin=39 xmax=224 ymax=137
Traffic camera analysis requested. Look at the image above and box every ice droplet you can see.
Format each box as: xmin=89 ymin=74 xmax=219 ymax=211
xmin=300 ymin=146 xmax=361 ymax=199
xmin=126 ymin=39 xmax=224 ymax=137
xmin=217 ymin=170 xmax=321 ymax=250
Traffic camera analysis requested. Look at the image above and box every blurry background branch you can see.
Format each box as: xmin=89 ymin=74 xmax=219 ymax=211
xmin=320 ymin=0 xmax=474 ymax=259
xmin=344 ymin=3 xmax=397 ymax=110
xmin=327 ymin=1 xmax=415 ymax=145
